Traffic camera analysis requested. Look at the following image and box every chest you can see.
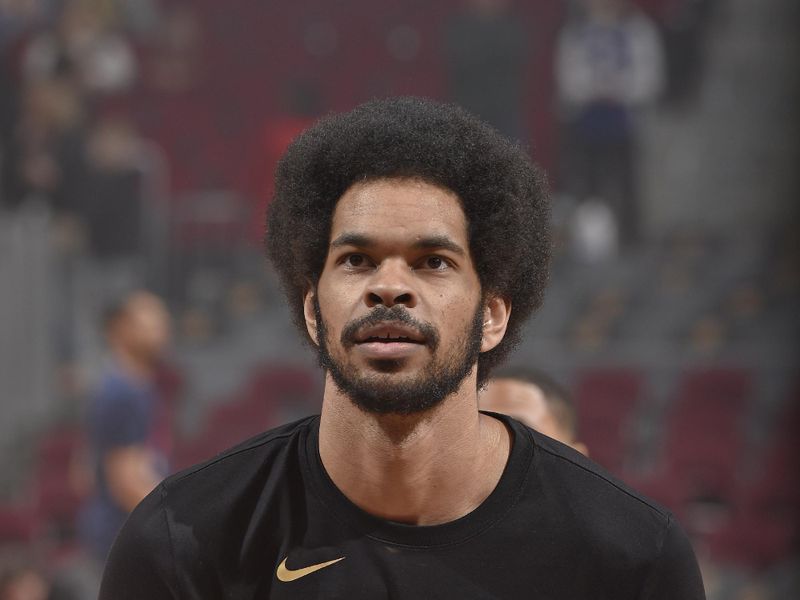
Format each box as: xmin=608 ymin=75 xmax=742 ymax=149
xmin=172 ymin=507 xmax=641 ymax=599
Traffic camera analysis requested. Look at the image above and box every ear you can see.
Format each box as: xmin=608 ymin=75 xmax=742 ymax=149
xmin=303 ymin=287 xmax=319 ymax=346
xmin=480 ymin=295 xmax=511 ymax=353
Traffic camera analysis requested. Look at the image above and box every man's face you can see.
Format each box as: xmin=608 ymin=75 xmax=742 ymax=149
xmin=306 ymin=178 xmax=488 ymax=415
xmin=480 ymin=378 xmax=588 ymax=455
xmin=480 ymin=379 xmax=564 ymax=439
xmin=117 ymin=293 xmax=172 ymax=364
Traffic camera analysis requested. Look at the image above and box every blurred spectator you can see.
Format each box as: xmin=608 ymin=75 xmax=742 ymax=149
xmin=0 ymin=563 xmax=49 ymax=600
xmin=10 ymin=107 xmax=144 ymax=236
xmin=22 ymin=0 xmax=137 ymax=96
xmin=81 ymin=112 xmax=145 ymax=260
xmin=444 ymin=0 xmax=529 ymax=142
xmin=147 ymin=3 xmax=204 ymax=94
xmin=480 ymin=367 xmax=588 ymax=455
xmin=110 ymin=0 xmax=161 ymax=42
xmin=78 ymin=291 xmax=173 ymax=564
xmin=556 ymin=0 xmax=664 ymax=249
xmin=0 ymin=0 xmax=51 ymax=49
xmin=570 ymin=197 xmax=618 ymax=261
xmin=0 ymin=549 xmax=54 ymax=600
xmin=4 ymin=76 xmax=87 ymax=212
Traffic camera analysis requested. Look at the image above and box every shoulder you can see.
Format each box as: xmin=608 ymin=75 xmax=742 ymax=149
xmin=101 ymin=484 xmax=180 ymax=598
xmin=525 ymin=425 xmax=704 ymax=597
xmin=524 ymin=426 xmax=704 ymax=596
xmin=526 ymin=427 xmax=674 ymax=554
xmin=107 ymin=417 xmax=318 ymax=564
xmin=160 ymin=415 xmax=317 ymax=503
xmin=531 ymin=426 xmax=670 ymax=515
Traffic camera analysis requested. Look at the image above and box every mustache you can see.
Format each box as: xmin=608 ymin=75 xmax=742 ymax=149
xmin=340 ymin=306 xmax=440 ymax=350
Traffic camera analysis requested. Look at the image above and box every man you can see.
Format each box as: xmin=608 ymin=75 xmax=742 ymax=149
xmin=481 ymin=367 xmax=589 ymax=456
xmin=556 ymin=0 xmax=664 ymax=248
xmin=79 ymin=291 xmax=173 ymax=564
xmin=101 ymin=97 xmax=704 ymax=598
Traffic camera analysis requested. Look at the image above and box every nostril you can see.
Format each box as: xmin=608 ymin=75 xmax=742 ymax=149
xmin=365 ymin=290 xmax=414 ymax=307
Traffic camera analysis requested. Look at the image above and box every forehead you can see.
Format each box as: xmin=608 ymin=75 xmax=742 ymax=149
xmin=330 ymin=178 xmax=468 ymax=242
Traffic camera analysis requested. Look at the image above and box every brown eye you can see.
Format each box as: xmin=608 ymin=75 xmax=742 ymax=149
xmin=425 ymin=256 xmax=448 ymax=270
xmin=427 ymin=257 xmax=443 ymax=269
xmin=346 ymin=254 xmax=365 ymax=267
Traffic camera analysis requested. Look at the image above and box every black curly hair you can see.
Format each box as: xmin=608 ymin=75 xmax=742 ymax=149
xmin=266 ymin=96 xmax=551 ymax=385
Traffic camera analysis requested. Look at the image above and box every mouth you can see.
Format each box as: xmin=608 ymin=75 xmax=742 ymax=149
xmin=352 ymin=322 xmax=427 ymax=359
xmin=354 ymin=323 xmax=426 ymax=345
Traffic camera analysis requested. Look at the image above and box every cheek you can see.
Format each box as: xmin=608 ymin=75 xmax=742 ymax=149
xmin=437 ymin=289 xmax=480 ymax=329
xmin=317 ymin=288 xmax=349 ymax=338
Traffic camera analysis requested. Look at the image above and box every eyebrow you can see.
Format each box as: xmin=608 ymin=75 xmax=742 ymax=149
xmin=330 ymin=233 xmax=466 ymax=257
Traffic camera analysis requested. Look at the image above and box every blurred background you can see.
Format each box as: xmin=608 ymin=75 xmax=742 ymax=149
xmin=0 ymin=0 xmax=797 ymax=598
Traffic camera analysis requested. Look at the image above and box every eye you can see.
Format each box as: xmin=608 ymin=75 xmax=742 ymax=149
xmin=421 ymin=256 xmax=449 ymax=271
xmin=342 ymin=253 xmax=370 ymax=269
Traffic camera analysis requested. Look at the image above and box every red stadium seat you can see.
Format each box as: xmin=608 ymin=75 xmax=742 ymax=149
xmin=574 ymin=368 xmax=644 ymax=474
xmin=637 ymin=368 xmax=752 ymax=528
xmin=173 ymin=365 xmax=319 ymax=469
xmin=31 ymin=427 xmax=89 ymax=542
xmin=0 ymin=504 xmax=40 ymax=543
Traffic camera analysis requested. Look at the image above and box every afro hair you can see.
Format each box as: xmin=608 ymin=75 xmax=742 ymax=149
xmin=266 ymin=96 xmax=551 ymax=385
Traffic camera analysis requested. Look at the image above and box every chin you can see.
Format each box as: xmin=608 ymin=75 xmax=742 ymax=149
xmin=363 ymin=358 xmax=407 ymax=373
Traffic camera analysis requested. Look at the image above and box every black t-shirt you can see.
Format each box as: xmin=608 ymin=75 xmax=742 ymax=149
xmin=100 ymin=413 xmax=705 ymax=599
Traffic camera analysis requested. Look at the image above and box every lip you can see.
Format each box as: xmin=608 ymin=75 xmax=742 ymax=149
xmin=354 ymin=322 xmax=426 ymax=345
xmin=355 ymin=340 xmax=426 ymax=360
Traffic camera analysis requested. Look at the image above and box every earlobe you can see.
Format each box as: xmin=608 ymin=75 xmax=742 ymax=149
xmin=480 ymin=296 xmax=511 ymax=353
xmin=303 ymin=288 xmax=319 ymax=346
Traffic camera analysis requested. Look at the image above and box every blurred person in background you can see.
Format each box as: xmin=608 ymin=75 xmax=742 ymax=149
xmin=78 ymin=291 xmax=173 ymax=565
xmin=444 ymin=0 xmax=528 ymax=143
xmin=21 ymin=0 xmax=137 ymax=96
xmin=0 ymin=564 xmax=50 ymax=600
xmin=5 ymin=75 xmax=147 ymax=369
xmin=80 ymin=112 xmax=145 ymax=263
xmin=4 ymin=76 xmax=86 ymax=213
xmin=556 ymin=0 xmax=664 ymax=250
xmin=0 ymin=0 xmax=51 ymax=49
xmin=480 ymin=367 xmax=588 ymax=455
xmin=146 ymin=3 xmax=204 ymax=95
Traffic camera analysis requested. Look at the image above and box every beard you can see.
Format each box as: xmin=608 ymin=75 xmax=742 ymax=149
xmin=314 ymin=297 xmax=484 ymax=416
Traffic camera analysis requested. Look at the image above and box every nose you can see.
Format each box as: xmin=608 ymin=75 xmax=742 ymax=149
xmin=365 ymin=259 xmax=417 ymax=309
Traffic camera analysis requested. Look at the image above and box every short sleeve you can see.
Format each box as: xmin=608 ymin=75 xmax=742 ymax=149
xmin=640 ymin=516 xmax=706 ymax=600
xmin=89 ymin=385 xmax=150 ymax=451
xmin=100 ymin=484 xmax=179 ymax=599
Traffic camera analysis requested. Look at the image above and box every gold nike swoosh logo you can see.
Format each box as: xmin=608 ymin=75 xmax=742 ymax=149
xmin=276 ymin=556 xmax=345 ymax=582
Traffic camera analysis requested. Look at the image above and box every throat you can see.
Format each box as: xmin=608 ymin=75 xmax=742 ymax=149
xmin=318 ymin=401 xmax=512 ymax=525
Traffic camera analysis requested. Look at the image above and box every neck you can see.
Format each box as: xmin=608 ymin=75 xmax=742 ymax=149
xmin=318 ymin=373 xmax=511 ymax=525
xmin=112 ymin=345 xmax=155 ymax=382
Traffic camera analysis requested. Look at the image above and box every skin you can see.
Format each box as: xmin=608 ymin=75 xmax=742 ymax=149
xmin=1 ymin=569 xmax=49 ymax=600
xmin=303 ymin=178 xmax=513 ymax=525
xmin=480 ymin=378 xmax=588 ymax=455
xmin=104 ymin=292 xmax=171 ymax=512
